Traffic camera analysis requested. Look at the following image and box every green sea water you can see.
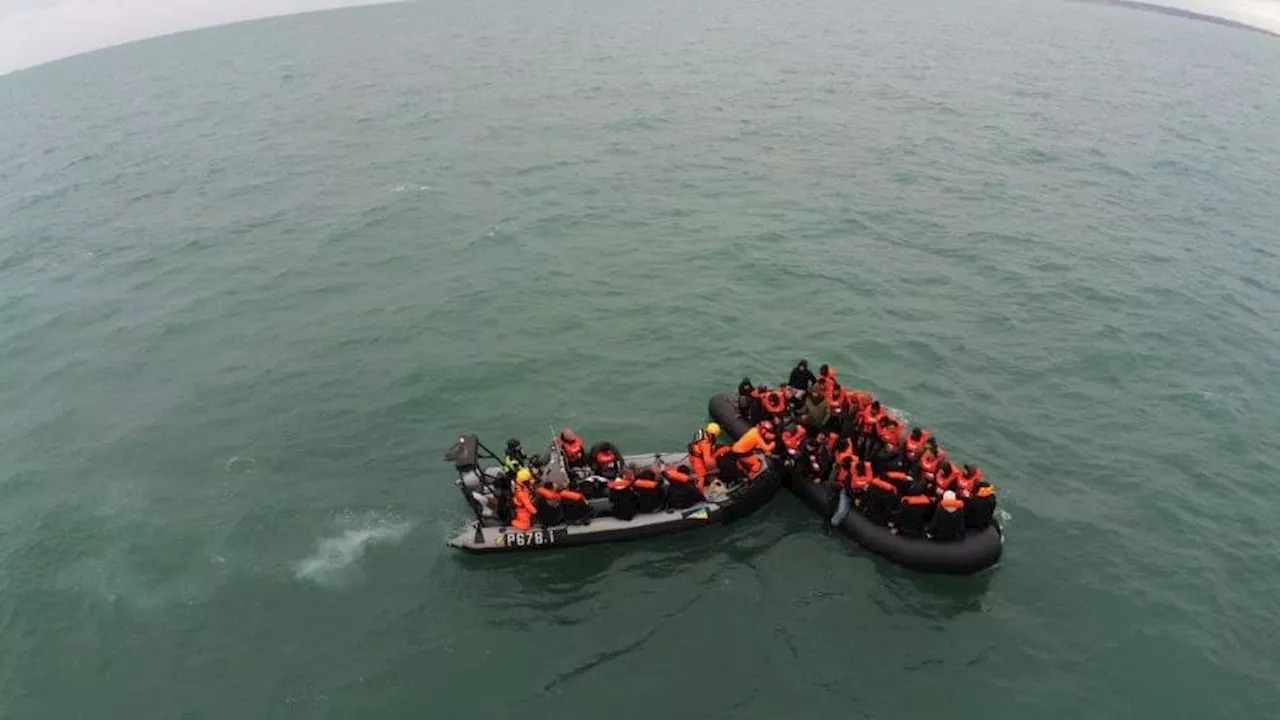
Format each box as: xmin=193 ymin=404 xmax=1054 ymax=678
xmin=2 ymin=0 xmax=1279 ymax=717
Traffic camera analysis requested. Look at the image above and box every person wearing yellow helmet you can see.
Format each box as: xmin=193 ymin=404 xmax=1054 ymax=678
xmin=510 ymin=467 xmax=538 ymax=531
xmin=687 ymin=421 xmax=723 ymax=487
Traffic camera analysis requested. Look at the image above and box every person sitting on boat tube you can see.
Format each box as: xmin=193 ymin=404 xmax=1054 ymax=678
xmin=557 ymin=428 xmax=585 ymax=467
xmin=928 ymin=490 xmax=965 ymax=542
xmin=731 ymin=420 xmax=777 ymax=479
xmin=788 ymin=358 xmax=816 ymax=395
xmin=509 ymin=468 xmax=538 ymax=532
xmin=963 ymin=481 xmax=997 ymax=531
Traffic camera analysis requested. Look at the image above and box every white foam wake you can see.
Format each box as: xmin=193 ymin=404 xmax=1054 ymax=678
xmin=293 ymin=514 xmax=413 ymax=586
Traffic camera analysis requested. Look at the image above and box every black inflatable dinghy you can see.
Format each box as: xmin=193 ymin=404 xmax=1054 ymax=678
xmin=444 ymin=433 xmax=781 ymax=553
xmin=708 ymin=393 xmax=1002 ymax=574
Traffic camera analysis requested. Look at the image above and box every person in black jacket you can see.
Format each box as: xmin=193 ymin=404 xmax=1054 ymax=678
xmin=788 ymin=359 xmax=817 ymax=393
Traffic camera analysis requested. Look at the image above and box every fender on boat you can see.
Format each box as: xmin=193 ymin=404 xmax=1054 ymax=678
xmin=708 ymin=393 xmax=1003 ymax=575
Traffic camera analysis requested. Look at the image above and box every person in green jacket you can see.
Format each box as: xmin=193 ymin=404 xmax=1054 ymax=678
xmin=802 ymin=392 xmax=828 ymax=430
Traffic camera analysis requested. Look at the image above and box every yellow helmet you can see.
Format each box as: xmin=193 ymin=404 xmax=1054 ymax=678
xmin=515 ymin=468 xmax=533 ymax=484
xmin=705 ymin=422 xmax=721 ymax=436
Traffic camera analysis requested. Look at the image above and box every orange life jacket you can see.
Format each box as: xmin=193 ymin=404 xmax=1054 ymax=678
xmin=959 ymin=467 xmax=984 ymax=492
xmin=919 ymin=451 xmax=940 ymax=477
xmin=905 ymin=430 xmax=931 ymax=459
xmin=885 ymin=470 xmax=911 ymax=489
xmin=662 ymin=466 xmax=692 ymax=484
xmin=860 ymin=405 xmax=884 ymax=430
xmin=782 ymin=425 xmax=807 ymax=452
xmin=834 ymin=446 xmax=858 ymax=470
xmin=559 ymin=489 xmax=587 ymax=503
xmin=763 ymin=390 xmax=786 ymax=414
xmin=939 ymin=495 xmax=964 ymax=512
xmin=869 ymin=476 xmax=897 ymax=494
xmin=608 ymin=477 xmax=633 ymax=491
xmin=935 ymin=465 xmax=959 ymax=491
xmin=851 ymin=462 xmax=874 ymax=490
xmin=901 ymin=494 xmax=932 ymax=507
xmin=535 ymin=486 xmax=560 ymax=502
xmin=878 ymin=421 xmax=902 ymax=449
xmin=633 ymin=478 xmax=660 ymax=491
xmin=595 ymin=448 xmax=618 ymax=467
xmin=846 ymin=390 xmax=872 ymax=412
xmin=559 ymin=436 xmax=584 ymax=462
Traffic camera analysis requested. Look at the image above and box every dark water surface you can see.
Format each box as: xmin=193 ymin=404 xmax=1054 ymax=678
xmin=2 ymin=0 xmax=1278 ymax=717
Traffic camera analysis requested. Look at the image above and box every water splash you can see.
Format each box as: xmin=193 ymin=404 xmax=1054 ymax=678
xmin=293 ymin=514 xmax=413 ymax=587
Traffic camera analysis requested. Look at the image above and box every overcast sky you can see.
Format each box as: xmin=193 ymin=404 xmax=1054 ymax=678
xmin=2 ymin=0 xmax=1279 ymax=75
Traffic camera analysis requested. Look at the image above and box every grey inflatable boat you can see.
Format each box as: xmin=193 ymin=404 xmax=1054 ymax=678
xmin=444 ymin=433 xmax=781 ymax=553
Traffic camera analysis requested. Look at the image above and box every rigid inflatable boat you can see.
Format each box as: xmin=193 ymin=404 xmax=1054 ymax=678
xmin=708 ymin=393 xmax=1002 ymax=574
xmin=444 ymin=433 xmax=781 ymax=553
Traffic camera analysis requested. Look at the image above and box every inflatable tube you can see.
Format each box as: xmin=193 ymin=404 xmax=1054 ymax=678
xmin=708 ymin=393 xmax=1003 ymax=575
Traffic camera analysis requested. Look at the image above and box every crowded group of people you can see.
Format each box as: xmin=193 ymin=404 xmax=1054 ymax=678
xmin=480 ymin=426 xmax=749 ymax=532
xmin=737 ymin=359 xmax=998 ymax=541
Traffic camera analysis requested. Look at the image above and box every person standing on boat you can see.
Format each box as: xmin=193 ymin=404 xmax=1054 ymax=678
xmin=788 ymin=358 xmax=816 ymax=395
xmin=688 ymin=422 xmax=724 ymax=488
xmin=503 ymin=438 xmax=530 ymax=475
xmin=510 ymin=468 xmax=538 ymax=532
xmin=800 ymin=389 xmax=829 ymax=431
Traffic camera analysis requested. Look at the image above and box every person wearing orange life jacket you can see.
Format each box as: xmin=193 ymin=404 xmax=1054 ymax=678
xmin=558 ymin=485 xmax=591 ymax=525
xmin=826 ymin=455 xmax=858 ymax=532
xmin=956 ymin=464 xmax=984 ymax=498
xmin=824 ymin=383 xmax=846 ymax=431
xmin=509 ymin=468 xmax=538 ymax=531
xmin=687 ymin=422 xmax=723 ymax=487
xmin=534 ymin=482 xmax=564 ymax=527
xmin=832 ymin=436 xmax=857 ymax=470
xmin=895 ymin=483 xmax=933 ymax=538
xmin=731 ymin=420 xmax=777 ymax=480
xmin=780 ymin=422 xmax=808 ymax=474
xmin=856 ymin=400 xmax=886 ymax=455
xmin=662 ymin=464 xmax=702 ymax=509
xmin=588 ymin=441 xmax=624 ymax=479
xmin=865 ymin=472 xmax=899 ymax=526
xmin=904 ymin=427 xmax=932 ymax=470
xmin=607 ymin=471 xmax=638 ymax=520
xmin=934 ymin=461 xmax=960 ymax=497
xmin=631 ymin=468 xmax=664 ymax=513
xmin=797 ymin=432 xmax=833 ymax=486
xmin=761 ymin=388 xmax=787 ymax=419
xmin=918 ymin=448 xmax=941 ymax=484
xmin=557 ymin=428 xmax=585 ymax=467
xmin=964 ymin=481 xmax=997 ymax=531
xmin=929 ymin=490 xmax=966 ymax=541
xmin=877 ymin=416 xmax=904 ymax=456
